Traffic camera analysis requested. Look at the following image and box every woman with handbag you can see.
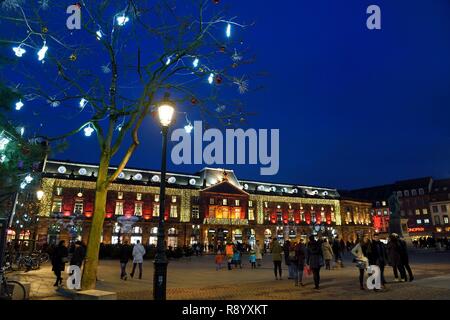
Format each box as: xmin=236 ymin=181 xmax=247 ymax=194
xmin=351 ymin=235 xmax=370 ymax=290
xmin=51 ymin=240 xmax=69 ymax=287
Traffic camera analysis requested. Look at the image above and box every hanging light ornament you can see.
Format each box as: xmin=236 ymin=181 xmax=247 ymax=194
xmin=96 ymin=29 xmax=103 ymax=40
xmin=69 ymin=53 xmax=77 ymax=61
xmin=13 ymin=45 xmax=26 ymax=57
xmin=208 ymin=73 xmax=214 ymax=84
xmin=116 ymin=14 xmax=130 ymax=26
xmin=15 ymin=100 xmax=24 ymax=111
xmin=226 ymin=23 xmax=231 ymax=38
xmin=24 ymin=174 xmax=33 ymax=184
xmin=79 ymin=98 xmax=88 ymax=109
xmin=193 ymin=58 xmax=199 ymax=68
xmin=37 ymin=41 xmax=48 ymax=62
xmin=83 ymin=124 xmax=94 ymax=137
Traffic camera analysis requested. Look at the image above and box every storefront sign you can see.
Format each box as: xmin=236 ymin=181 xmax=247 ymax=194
xmin=203 ymin=218 xmax=249 ymax=225
xmin=408 ymin=227 xmax=425 ymax=233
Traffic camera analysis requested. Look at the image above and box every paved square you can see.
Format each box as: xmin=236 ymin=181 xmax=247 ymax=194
xmin=9 ymin=249 xmax=450 ymax=300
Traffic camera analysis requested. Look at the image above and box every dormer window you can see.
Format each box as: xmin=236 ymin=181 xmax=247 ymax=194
xmin=404 ymin=190 xmax=409 ymax=197
xmin=155 ymin=194 xmax=160 ymax=202
xmin=56 ymin=187 xmax=63 ymax=196
xmin=210 ymin=198 xmax=215 ymax=205
xmin=411 ymin=189 xmax=417 ymax=196
xmin=222 ymin=199 xmax=228 ymax=206
xmin=397 ymin=191 xmax=403 ymax=197
xmin=172 ymin=196 xmax=177 ymax=203
xmin=235 ymin=199 xmax=240 ymax=206
xmin=418 ymin=188 xmax=424 ymax=195
xmin=118 ymin=192 xmax=123 ymax=200
xmin=136 ymin=193 xmax=142 ymax=201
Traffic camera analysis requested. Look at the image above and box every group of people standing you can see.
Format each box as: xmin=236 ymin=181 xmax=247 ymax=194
xmin=266 ymin=232 xmax=414 ymax=291
xmin=49 ymin=240 xmax=85 ymax=287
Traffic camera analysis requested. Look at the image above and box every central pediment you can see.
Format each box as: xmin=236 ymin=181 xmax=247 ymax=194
xmin=201 ymin=180 xmax=249 ymax=197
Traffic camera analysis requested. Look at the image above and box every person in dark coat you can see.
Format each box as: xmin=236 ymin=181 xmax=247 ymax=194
xmin=295 ymin=239 xmax=307 ymax=286
xmin=119 ymin=240 xmax=132 ymax=280
xmin=397 ymin=235 xmax=414 ymax=281
xmin=70 ymin=241 xmax=86 ymax=268
xmin=387 ymin=234 xmax=407 ymax=282
xmin=283 ymin=240 xmax=293 ymax=278
xmin=332 ymin=238 xmax=342 ymax=266
xmin=51 ymin=240 xmax=68 ymax=287
xmin=306 ymin=235 xmax=324 ymax=290
xmin=370 ymin=233 xmax=388 ymax=285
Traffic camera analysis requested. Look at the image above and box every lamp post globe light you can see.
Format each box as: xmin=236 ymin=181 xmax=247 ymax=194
xmin=153 ymin=93 xmax=175 ymax=300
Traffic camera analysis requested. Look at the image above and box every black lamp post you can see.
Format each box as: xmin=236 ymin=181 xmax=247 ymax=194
xmin=153 ymin=93 xmax=175 ymax=301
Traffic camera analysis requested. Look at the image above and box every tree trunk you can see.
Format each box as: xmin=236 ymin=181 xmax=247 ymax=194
xmin=81 ymin=154 xmax=110 ymax=290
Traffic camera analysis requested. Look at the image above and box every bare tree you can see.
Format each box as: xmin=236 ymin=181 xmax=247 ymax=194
xmin=0 ymin=0 xmax=255 ymax=289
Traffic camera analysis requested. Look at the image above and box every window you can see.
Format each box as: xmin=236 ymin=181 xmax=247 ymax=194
xmin=209 ymin=198 xmax=215 ymax=205
xmin=432 ymin=206 xmax=439 ymax=213
xmin=424 ymin=219 xmax=430 ymax=224
xmin=415 ymin=209 xmax=421 ymax=215
xmin=222 ymin=199 xmax=228 ymax=206
xmin=404 ymin=190 xmax=410 ymax=197
xmin=233 ymin=208 xmax=241 ymax=219
xmin=411 ymin=189 xmax=417 ymax=196
xmin=249 ymin=201 xmax=253 ymax=207
xmin=74 ymin=201 xmax=83 ymax=215
xmin=172 ymin=196 xmax=177 ymax=203
xmin=153 ymin=203 xmax=160 ymax=217
xmin=115 ymin=202 xmax=124 ymax=216
xmin=434 ymin=216 xmax=441 ymax=225
xmin=441 ymin=205 xmax=447 ymax=212
xmin=134 ymin=202 xmax=143 ymax=216
xmin=118 ymin=192 xmax=123 ymax=200
xmin=155 ymin=194 xmax=160 ymax=202
xmin=397 ymin=191 xmax=403 ymax=198
xmin=235 ymin=199 xmax=240 ymax=206
xmin=444 ymin=216 xmax=449 ymax=224
xmin=248 ymin=208 xmax=255 ymax=220
xmin=423 ymin=208 xmax=428 ymax=215
xmin=191 ymin=206 xmax=200 ymax=219
xmin=416 ymin=219 xmax=422 ymax=224
xmin=52 ymin=200 xmax=62 ymax=213
xmin=382 ymin=201 xmax=386 ymax=206
xmin=170 ymin=205 xmax=178 ymax=218
xmin=383 ymin=210 xmax=388 ymax=216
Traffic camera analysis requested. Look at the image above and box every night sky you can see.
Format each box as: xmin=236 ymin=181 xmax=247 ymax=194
xmin=3 ymin=0 xmax=450 ymax=189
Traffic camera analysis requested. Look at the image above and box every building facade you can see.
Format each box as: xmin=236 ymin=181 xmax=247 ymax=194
xmin=35 ymin=160 xmax=349 ymax=250
xmin=429 ymin=179 xmax=450 ymax=238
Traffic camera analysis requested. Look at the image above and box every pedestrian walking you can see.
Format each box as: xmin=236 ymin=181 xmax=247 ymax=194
xmin=130 ymin=240 xmax=146 ymax=279
xmin=333 ymin=237 xmax=344 ymax=267
xmin=225 ymin=242 xmax=234 ymax=270
xmin=387 ymin=233 xmax=407 ymax=282
xmin=271 ymin=239 xmax=283 ymax=280
xmin=51 ymin=240 xmax=68 ymax=287
xmin=283 ymin=240 xmax=292 ymax=278
xmin=370 ymin=233 xmax=388 ymax=286
xmin=397 ymin=235 xmax=414 ymax=281
xmin=119 ymin=240 xmax=132 ymax=280
xmin=288 ymin=242 xmax=298 ymax=282
xmin=249 ymin=250 xmax=257 ymax=269
xmin=70 ymin=241 xmax=86 ymax=268
xmin=254 ymin=240 xmax=263 ymax=267
xmin=306 ymin=235 xmax=323 ymax=290
xmin=322 ymin=238 xmax=334 ymax=270
xmin=232 ymin=248 xmax=242 ymax=268
xmin=215 ymin=251 xmax=224 ymax=271
xmin=295 ymin=239 xmax=307 ymax=286
xmin=351 ymin=235 xmax=370 ymax=290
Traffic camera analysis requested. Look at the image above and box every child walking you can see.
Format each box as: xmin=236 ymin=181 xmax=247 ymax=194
xmin=249 ymin=250 xmax=257 ymax=269
xmin=215 ymin=251 xmax=224 ymax=271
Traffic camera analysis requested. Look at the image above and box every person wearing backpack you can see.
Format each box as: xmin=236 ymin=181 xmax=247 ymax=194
xmin=288 ymin=241 xmax=298 ymax=283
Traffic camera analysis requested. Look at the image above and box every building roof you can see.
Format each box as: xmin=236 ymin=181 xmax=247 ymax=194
xmin=43 ymin=159 xmax=340 ymax=199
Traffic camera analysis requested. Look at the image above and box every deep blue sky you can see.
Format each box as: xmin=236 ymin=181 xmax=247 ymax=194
xmin=3 ymin=0 xmax=450 ymax=189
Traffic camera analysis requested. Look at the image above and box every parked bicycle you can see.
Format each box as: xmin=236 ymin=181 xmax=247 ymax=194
xmin=0 ymin=268 xmax=27 ymax=300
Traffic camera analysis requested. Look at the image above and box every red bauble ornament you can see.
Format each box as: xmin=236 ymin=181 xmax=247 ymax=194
xmin=219 ymin=46 xmax=226 ymax=53
xmin=213 ymin=0 xmax=220 ymax=4
xmin=191 ymin=97 xmax=198 ymax=105
xmin=215 ymin=75 xmax=223 ymax=84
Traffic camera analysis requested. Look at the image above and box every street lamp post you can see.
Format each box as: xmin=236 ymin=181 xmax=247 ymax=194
xmin=153 ymin=93 xmax=175 ymax=301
